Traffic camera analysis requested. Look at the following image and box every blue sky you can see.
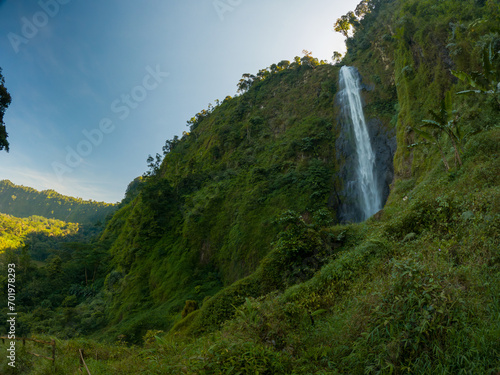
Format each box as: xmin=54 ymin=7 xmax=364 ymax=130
xmin=0 ymin=0 xmax=358 ymax=203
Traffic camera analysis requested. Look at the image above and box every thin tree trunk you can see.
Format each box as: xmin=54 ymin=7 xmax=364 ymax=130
xmin=436 ymin=144 xmax=450 ymax=171
xmin=432 ymin=135 xmax=450 ymax=171
xmin=92 ymin=263 xmax=98 ymax=283
xmin=449 ymin=136 xmax=463 ymax=167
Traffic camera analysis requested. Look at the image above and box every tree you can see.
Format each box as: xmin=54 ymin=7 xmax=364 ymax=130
xmin=256 ymin=68 xmax=270 ymax=81
xmin=410 ymin=127 xmax=451 ymax=172
xmin=237 ymin=73 xmax=256 ymax=94
xmin=332 ymin=51 xmax=343 ymax=64
xmin=290 ymin=56 xmax=302 ymax=69
xmin=355 ymin=0 xmax=370 ymax=18
xmin=412 ymin=91 xmax=464 ymax=170
xmin=451 ymin=41 xmax=500 ymax=104
xmin=355 ymin=0 xmax=377 ymax=18
xmin=237 ymin=78 xmax=250 ymax=94
xmin=0 ymin=68 xmax=12 ymax=152
xmin=277 ymin=60 xmax=290 ymax=70
xmin=122 ymin=177 xmax=144 ymax=205
xmin=334 ymin=11 xmax=357 ymax=38
xmin=424 ymin=92 xmax=463 ymax=168
xmin=45 ymin=255 xmax=63 ymax=280
xmin=143 ymin=153 xmax=163 ymax=179
xmin=162 ymin=136 xmax=180 ymax=155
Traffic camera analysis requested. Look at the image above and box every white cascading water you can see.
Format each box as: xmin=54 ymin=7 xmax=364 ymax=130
xmin=338 ymin=66 xmax=381 ymax=220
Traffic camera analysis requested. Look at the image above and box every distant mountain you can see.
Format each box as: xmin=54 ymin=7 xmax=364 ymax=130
xmin=0 ymin=180 xmax=117 ymax=224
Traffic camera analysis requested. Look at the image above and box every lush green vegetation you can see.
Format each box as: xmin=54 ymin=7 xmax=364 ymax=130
xmin=0 ymin=213 xmax=109 ymax=343
xmin=0 ymin=213 xmax=79 ymax=254
xmin=94 ymin=57 xmax=342 ymax=342
xmin=0 ymin=213 xmax=104 ymax=259
xmin=0 ymin=0 xmax=499 ymax=373
xmin=0 ymin=195 xmax=112 ymax=352
xmin=0 ymin=180 xmax=117 ymax=224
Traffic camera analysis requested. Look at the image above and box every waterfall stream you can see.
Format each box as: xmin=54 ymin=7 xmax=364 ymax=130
xmin=338 ymin=66 xmax=382 ymax=220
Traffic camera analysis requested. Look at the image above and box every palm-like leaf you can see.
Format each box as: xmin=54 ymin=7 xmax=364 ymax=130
xmin=421 ymin=119 xmax=445 ymax=131
xmin=482 ymin=43 xmax=493 ymax=81
xmin=451 ymin=41 xmax=498 ymax=96
xmin=451 ymin=70 xmax=476 ymax=88
xmin=454 ymin=119 xmax=463 ymax=143
xmin=451 ymin=70 xmax=491 ymax=93
xmin=412 ymin=126 xmax=437 ymax=143
xmin=456 ymin=89 xmax=483 ymax=95
xmin=418 ymin=90 xmax=464 ymax=169
xmin=444 ymin=91 xmax=453 ymax=122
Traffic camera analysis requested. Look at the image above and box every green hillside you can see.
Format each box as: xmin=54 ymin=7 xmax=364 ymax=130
xmin=0 ymin=180 xmax=117 ymax=224
xmin=97 ymin=58 xmax=346 ymax=336
xmin=0 ymin=213 xmax=80 ymax=254
xmin=0 ymin=0 xmax=499 ymax=373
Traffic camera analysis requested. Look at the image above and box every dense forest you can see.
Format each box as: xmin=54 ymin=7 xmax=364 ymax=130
xmin=0 ymin=215 xmax=109 ymax=339
xmin=0 ymin=180 xmax=117 ymax=224
xmin=0 ymin=213 xmax=79 ymax=254
xmin=0 ymin=213 xmax=104 ymax=258
xmin=0 ymin=0 xmax=499 ymax=373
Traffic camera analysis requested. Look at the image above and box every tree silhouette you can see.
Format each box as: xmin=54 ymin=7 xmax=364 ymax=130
xmin=277 ymin=60 xmax=290 ymax=70
xmin=334 ymin=11 xmax=357 ymax=37
xmin=0 ymin=68 xmax=12 ymax=152
xmin=332 ymin=51 xmax=343 ymax=64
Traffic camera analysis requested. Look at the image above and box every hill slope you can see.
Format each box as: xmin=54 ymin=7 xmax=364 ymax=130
xmin=94 ymin=55 xmax=400 ymax=340
xmin=0 ymin=213 xmax=80 ymax=254
xmin=96 ymin=0 xmax=500 ymax=369
xmin=0 ymin=180 xmax=117 ymax=224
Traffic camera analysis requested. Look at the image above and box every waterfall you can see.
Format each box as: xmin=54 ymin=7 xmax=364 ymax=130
xmin=338 ymin=66 xmax=382 ymax=220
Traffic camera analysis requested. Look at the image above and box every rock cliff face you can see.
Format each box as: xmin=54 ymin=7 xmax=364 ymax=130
xmin=332 ymin=68 xmax=396 ymax=223
xmin=370 ymin=118 xmax=397 ymax=211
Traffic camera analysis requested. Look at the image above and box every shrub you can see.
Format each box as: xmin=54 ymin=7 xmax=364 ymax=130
xmin=181 ymin=300 xmax=198 ymax=318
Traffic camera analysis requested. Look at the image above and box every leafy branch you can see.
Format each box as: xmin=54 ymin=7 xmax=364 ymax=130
xmin=411 ymin=91 xmax=464 ymax=170
xmin=409 ymin=128 xmax=450 ymax=171
xmin=451 ymin=41 xmax=500 ymax=103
